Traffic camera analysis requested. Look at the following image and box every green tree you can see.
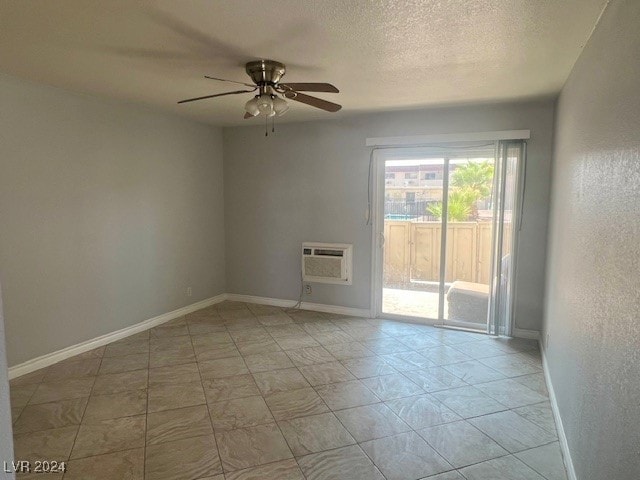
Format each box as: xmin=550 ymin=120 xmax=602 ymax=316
xmin=427 ymin=161 xmax=494 ymax=221
xmin=427 ymin=190 xmax=473 ymax=221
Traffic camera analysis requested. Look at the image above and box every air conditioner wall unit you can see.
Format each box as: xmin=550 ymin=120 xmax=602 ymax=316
xmin=302 ymin=242 xmax=353 ymax=285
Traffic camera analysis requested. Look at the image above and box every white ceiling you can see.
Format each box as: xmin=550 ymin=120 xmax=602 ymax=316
xmin=0 ymin=0 xmax=607 ymax=126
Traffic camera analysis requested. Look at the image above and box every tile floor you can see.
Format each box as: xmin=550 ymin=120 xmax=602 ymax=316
xmin=9 ymin=301 xmax=568 ymax=480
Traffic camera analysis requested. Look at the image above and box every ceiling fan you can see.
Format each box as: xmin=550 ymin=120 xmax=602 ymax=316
xmin=178 ymin=60 xmax=342 ymax=120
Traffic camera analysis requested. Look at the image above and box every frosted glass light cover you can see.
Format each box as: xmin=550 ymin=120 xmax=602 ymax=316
xmin=244 ymin=97 xmax=260 ymax=116
xmin=257 ymin=94 xmax=273 ymax=115
xmin=272 ymin=96 xmax=289 ymax=116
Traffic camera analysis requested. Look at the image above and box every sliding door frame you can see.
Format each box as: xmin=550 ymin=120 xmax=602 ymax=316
xmin=370 ymin=138 xmax=527 ymax=337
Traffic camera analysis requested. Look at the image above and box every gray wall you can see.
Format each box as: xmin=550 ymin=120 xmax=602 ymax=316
xmin=0 ymin=74 xmax=226 ymax=366
xmin=543 ymin=1 xmax=640 ymax=479
xmin=0 ymin=287 xmax=15 ymax=479
xmin=224 ymin=100 xmax=555 ymax=331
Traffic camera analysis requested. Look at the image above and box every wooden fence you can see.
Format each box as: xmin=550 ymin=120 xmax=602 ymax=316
xmin=383 ymin=221 xmax=511 ymax=287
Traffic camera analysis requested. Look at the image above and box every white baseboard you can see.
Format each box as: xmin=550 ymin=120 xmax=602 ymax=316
xmin=512 ymin=327 xmax=541 ymax=340
xmin=541 ymin=346 xmax=577 ymax=480
xmin=226 ymin=293 xmax=371 ymax=318
xmin=8 ymin=293 xmax=227 ymax=380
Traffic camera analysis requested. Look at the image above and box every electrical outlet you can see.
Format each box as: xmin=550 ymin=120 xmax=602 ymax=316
xmin=186 ymin=287 xmax=192 ymax=297
xmin=304 ymin=284 xmax=312 ymax=295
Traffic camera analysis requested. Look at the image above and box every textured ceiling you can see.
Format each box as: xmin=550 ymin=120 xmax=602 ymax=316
xmin=0 ymin=0 xmax=607 ymax=126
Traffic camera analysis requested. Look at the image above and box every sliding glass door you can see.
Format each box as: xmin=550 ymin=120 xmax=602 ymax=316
xmin=374 ymin=140 xmax=525 ymax=335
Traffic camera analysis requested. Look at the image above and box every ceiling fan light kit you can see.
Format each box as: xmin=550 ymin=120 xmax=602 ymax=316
xmin=178 ymin=59 xmax=341 ymax=134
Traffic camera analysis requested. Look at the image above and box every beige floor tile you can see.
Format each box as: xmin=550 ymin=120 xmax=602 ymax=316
xmin=285 ymin=346 xmax=336 ymax=366
xmin=267 ymin=324 xmax=306 ymax=337
xmin=275 ymin=334 xmax=320 ymax=351
xmin=297 ymin=444 xmax=385 ymax=480
xmin=145 ymin=434 xmax=222 ymax=480
xmin=298 ymin=362 xmax=356 ymax=386
xmin=315 ymin=380 xmax=380 ymax=410
xmin=150 ymin=323 xmax=190 ymax=338
xmin=420 ymin=420 xmax=508 ymax=468
xmin=64 ymin=448 xmax=144 ymax=480
xmin=475 ymin=378 xmax=548 ymax=409
xmin=98 ymin=353 xmax=149 ymax=375
xmin=187 ymin=322 xmax=227 ymax=335
xmin=361 ymin=373 xmax=424 ymax=400
xmin=236 ymin=339 xmax=283 ymax=355
xmin=252 ymin=368 xmax=310 ymax=395
xmin=361 ymin=338 xmax=413 ymax=356
xmin=243 ymin=352 xmax=295 ymax=373
xmin=202 ymin=374 xmax=261 ymax=403
xmin=148 ymin=380 xmax=206 ymax=412
xmin=13 ymin=397 xmax=88 ymax=434
xmin=71 ymin=415 xmax=146 ymax=459
xmin=146 ymin=405 xmax=213 ymax=445
xmin=83 ymin=389 xmax=147 ymax=421
xmin=209 ymin=395 xmax=274 ymax=431
xmin=29 ymin=378 xmax=95 ymax=405
xmin=310 ymin=330 xmax=355 ymax=345
xmin=217 ymin=423 xmax=293 ymax=472
xmin=229 ymin=329 xmax=270 ymax=343
xmin=92 ymin=370 xmax=148 ymax=395
xmin=340 ymin=357 xmax=397 ymax=378
xmin=13 ymin=425 xmax=78 ymax=462
xmin=225 ymin=458 xmax=304 ymax=480
xmin=469 ymin=410 xmax=557 ymax=453
xmin=323 ymin=342 xmax=374 ymax=360
xmin=360 ymin=431 xmax=453 ymax=480
xmin=150 ymin=336 xmax=193 ymax=352
xmin=513 ymin=401 xmax=557 ymax=434
xmin=103 ymin=339 xmax=149 ymax=357
xmin=278 ymin=412 xmax=355 ymax=456
xmin=459 ymin=455 xmax=546 ymax=480
xmin=10 ymin=384 xmax=38 ymax=408
xmin=199 ymin=357 xmax=249 ymax=379
xmin=247 ymin=304 xmax=284 ymax=316
xmin=11 ymin=406 xmax=24 ymax=424
xmin=431 ymin=385 xmax=509 ymax=419
xmin=379 ymin=351 xmax=434 ymax=371
xmin=515 ymin=442 xmax=568 ymax=480
xmin=10 ymin=369 xmax=48 ymax=387
xmin=257 ymin=313 xmax=294 ymax=326
xmin=43 ymin=358 xmax=101 ymax=382
xmin=385 ymin=394 xmax=460 ymax=429
xmin=149 ymin=349 xmax=196 ymax=368
xmin=192 ymin=331 xmax=237 ymax=346
xmin=148 ymin=362 xmax=200 ymax=386
xmin=195 ymin=342 xmax=241 ymax=361
xmin=226 ymin=318 xmax=263 ymax=330
xmin=264 ymin=387 xmax=329 ymax=420
xmin=334 ymin=403 xmax=410 ymax=442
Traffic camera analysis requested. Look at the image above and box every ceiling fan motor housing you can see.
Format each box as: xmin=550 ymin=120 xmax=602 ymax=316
xmin=245 ymin=60 xmax=286 ymax=86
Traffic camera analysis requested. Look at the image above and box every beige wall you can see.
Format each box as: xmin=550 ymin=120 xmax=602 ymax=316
xmin=544 ymin=0 xmax=640 ymax=478
xmin=0 ymin=73 xmax=226 ymax=366
xmin=223 ymin=100 xmax=555 ymax=332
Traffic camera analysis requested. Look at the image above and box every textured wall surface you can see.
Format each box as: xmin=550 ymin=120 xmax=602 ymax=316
xmin=0 ymin=287 xmax=15 ymax=478
xmin=224 ymin=100 xmax=555 ymax=332
xmin=544 ymin=0 xmax=640 ymax=478
xmin=0 ymin=74 xmax=226 ymax=366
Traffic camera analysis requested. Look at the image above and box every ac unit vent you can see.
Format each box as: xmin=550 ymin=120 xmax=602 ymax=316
xmin=302 ymin=243 xmax=353 ymax=285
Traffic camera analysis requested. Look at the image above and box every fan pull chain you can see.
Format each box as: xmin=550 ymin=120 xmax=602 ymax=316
xmin=265 ymin=115 xmax=268 ymax=137
xmin=272 ymin=115 xmax=275 ymax=133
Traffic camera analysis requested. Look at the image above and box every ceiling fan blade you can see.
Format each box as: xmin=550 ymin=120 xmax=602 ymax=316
xmin=289 ymin=92 xmax=342 ymax=112
xmin=280 ymin=83 xmax=339 ymax=93
xmin=205 ymin=75 xmax=255 ymax=88
xmin=178 ymin=89 xmax=255 ymax=104
xmin=244 ymin=112 xmax=255 ymax=119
